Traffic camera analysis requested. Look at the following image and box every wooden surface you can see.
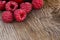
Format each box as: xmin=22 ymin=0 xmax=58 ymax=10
xmin=0 ymin=0 xmax=60 ymax=40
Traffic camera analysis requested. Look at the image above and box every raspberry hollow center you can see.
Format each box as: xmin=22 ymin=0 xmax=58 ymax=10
xmin=20 ymin=13 xmax=24 ymax=18
xmin=10 ymin=4 xmax=14 ymax=9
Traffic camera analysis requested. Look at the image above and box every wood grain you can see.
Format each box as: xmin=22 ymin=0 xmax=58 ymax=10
xmin=0 ymin=0 xmax=60 ymax=40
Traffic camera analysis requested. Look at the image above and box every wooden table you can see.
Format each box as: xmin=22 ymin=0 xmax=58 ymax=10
xmin=0 ymin=0 xmax=60 ymax=40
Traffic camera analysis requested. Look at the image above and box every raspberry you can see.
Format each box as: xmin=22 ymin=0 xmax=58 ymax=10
xmin=20 ymin=2 xmax=32 ymax=13
xmin=0 ymin=1 xmax=6 ymax=10
xmin=32 ymin=0 xmax=43 ymax=9
xmin=5 ymin=1 xmax=18 ymax=11
xmin=10 ymin=0 xmax=23 ymax=3
xmin=2 ymin=11 xmax=13 ymax=23
xmin=14 ymin=9 xmax=27 ymax=22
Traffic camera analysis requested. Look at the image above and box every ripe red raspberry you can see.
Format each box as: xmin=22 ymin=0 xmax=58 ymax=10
xmin=5 ymin=1 xmax=18 ymax=11
xmin=2 ymin=11 xmax=13 ymax=23
xmin=10 ymin=0 xmax=23 ymax=3
xmin=20 ymin=2 xmax=32 ymax=13
xmin=0 ymin=1 xmax=6 ymax=10
xmin=14 ymin=9 xmax=27 ymax=22
xmin=32 ymin=0 xmax=43 ymax=9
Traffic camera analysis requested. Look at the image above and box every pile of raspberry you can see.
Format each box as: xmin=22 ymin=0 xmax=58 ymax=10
xmin=0 ymin=0 xmax=43 ymax=23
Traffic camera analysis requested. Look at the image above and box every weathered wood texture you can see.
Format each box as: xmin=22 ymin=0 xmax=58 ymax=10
xmin=0 ymin=0 xmax=60 ymax=40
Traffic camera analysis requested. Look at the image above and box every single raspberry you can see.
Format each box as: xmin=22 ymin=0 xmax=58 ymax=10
xmin=32 ymin=0 xmax=43 ymax=9
xmin=10 ymin=0 xmax=23 ymax=3
xmin=0 ymin=1 xmax=6 ymax=10
xmin=2 ymin=11 xmax=13 ymax=23
xmin=20 ymin=2 xmax=32 ymax=13
xmin=5 ymin=1 xmax=18 ymax=11
xmin=14 ymin=9 xmax=27 ymax=22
